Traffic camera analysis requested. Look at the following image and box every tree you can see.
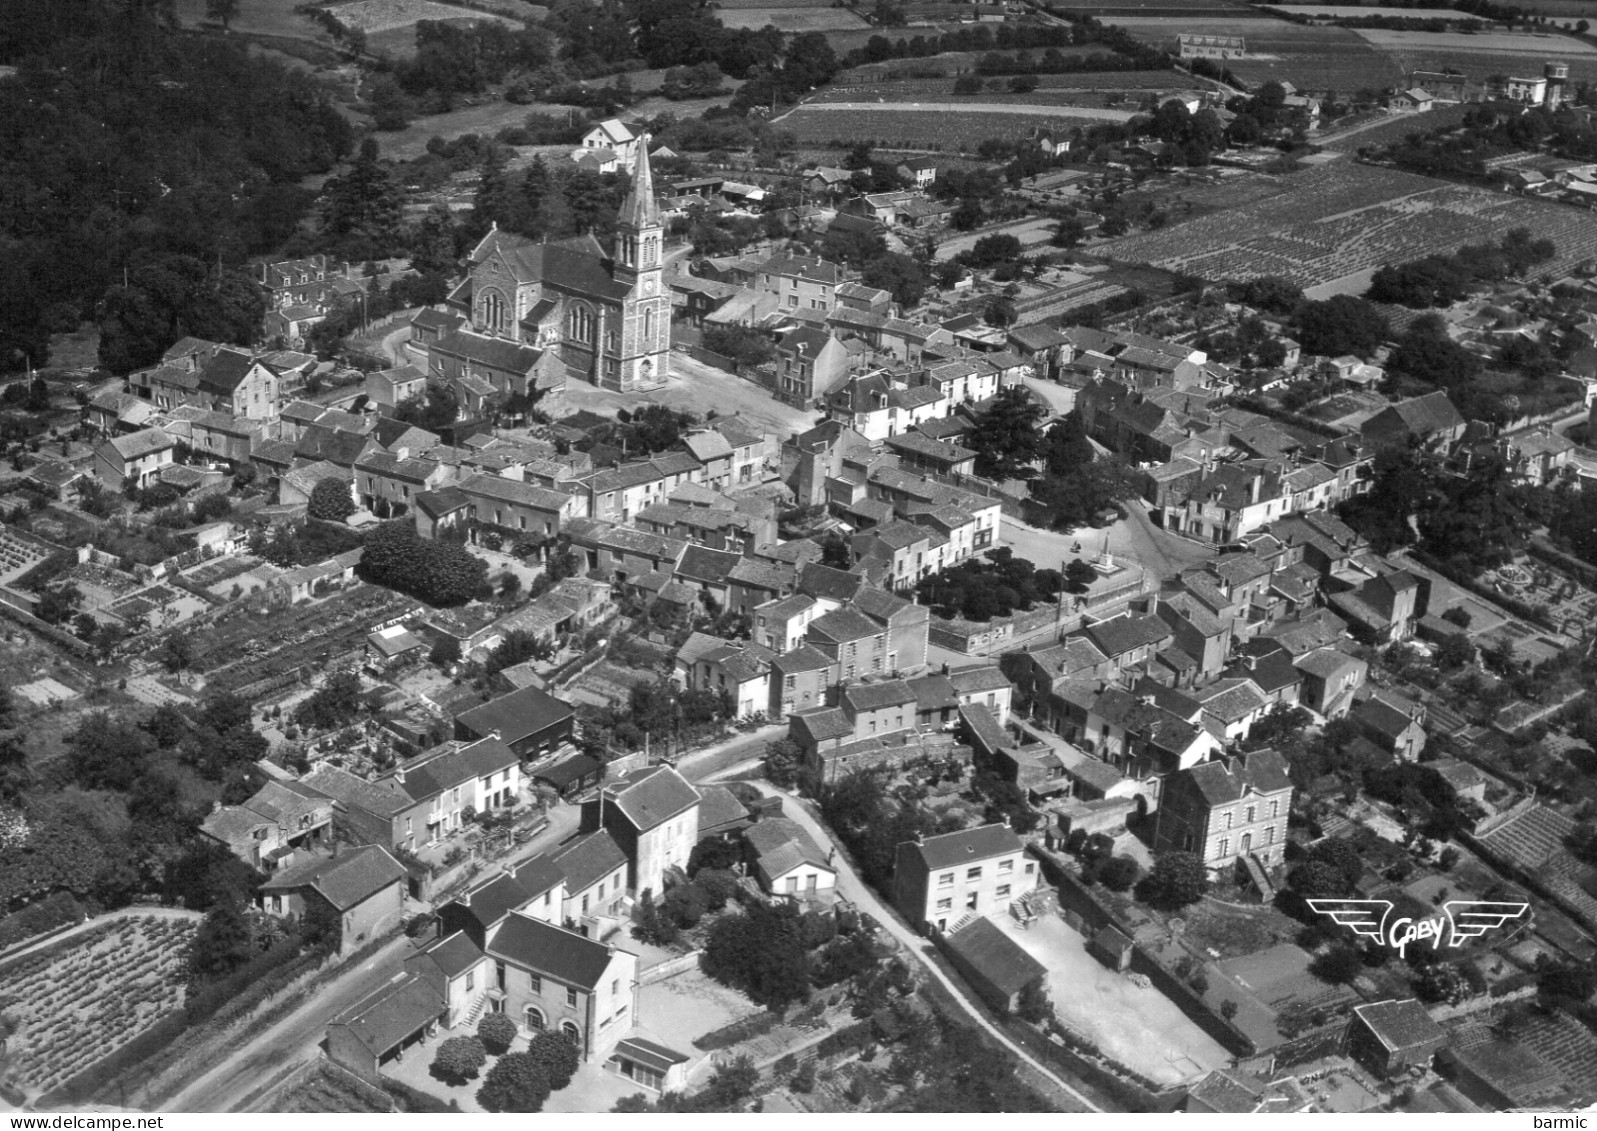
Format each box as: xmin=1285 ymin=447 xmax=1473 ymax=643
xmin=1292 ymin=295 xmax=1389 ymax=359
xmin=1309 ymin=943 xmax=1364 ymax=984
xmin=764 ymin=737 xmax=803 ymax=789
xmin=430 ymin=636 xmax=462 ymax=668
xmin=368 ymin=77 xmax=413 ymax=131
xmin=860 ymin=252 xmax=931 ymax=308
xmin=703 ymin=901 xmax=813 ymax=1008
xmin=307 ymin=478 xmax=356 ymax=522
xmin=1099 ymin=855 xmax=1141 ymax=892
xmin=189 ymin=898 xmax=254 ymax=984
xmin=1016 ymin=976 xmax=1052 ymax=1023
xmin=1220 ymin=999 xmax=1239 ymax=1021
xmin=525 ymin=1030 xmax=581 ymax=1092
xmin=1139 ymin=851 xmax=1207 ymax=910
xmin=477 ymin=1051 xmax=552 ymax=1112
xmin=1434 ymin=633 xmax=1476 ymax=670
xmin=966 ymin=385 xmax=1045 ymax=480
xmin=1063 ymin=558 xmax=1097 ymax=595
xmin=395 ymin=382 xmax=460 ymax=433
xmin=206 ymin=0 xmax=239 ymax=28
xmin=322 ymin=138 xmax=403 ymax=259
xmin=479 ymin=1012 xmax=518 ymax=1056
xmin=433 ymin=1036 xmax=489 ymax=1084
xmin=359 ymin=521 xmax=487 ymax=607
xmin=35 ymin=584 xmax=82 ymax=626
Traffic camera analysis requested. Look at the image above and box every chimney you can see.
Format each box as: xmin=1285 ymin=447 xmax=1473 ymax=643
xmin=212 ymin=800 xmax=223 ymax=814
xmin=395 ymin=766 xmax=406 ymax=785
xmin=1249 ymin=471 xmax=1263 ymax=505
xmin=942 ymin=663 xmax=949 ymax=676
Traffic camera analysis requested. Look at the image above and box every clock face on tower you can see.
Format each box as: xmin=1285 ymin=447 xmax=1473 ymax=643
xmin=642 ymin=277 xmax=654 ymax=294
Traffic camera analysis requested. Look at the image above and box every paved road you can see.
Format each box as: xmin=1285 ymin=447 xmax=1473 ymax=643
xmin=156 ymin=934 xmax=415 ymax=1113
xmin=746 ymin=782 xmax=1102 ymax=1112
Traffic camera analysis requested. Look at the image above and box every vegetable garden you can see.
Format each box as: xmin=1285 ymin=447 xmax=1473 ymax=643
xmin=0 ymin=916 xmax=198 ymax=1094
xmin=1101 ymin=162 xmax=1597 ymax=289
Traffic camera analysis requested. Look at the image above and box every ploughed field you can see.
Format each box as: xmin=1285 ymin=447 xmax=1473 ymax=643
xmin=1110 ymin=15 xmax=1404 ymax=89
xmin=1099 ymin=162 xmax=1597 ymax=290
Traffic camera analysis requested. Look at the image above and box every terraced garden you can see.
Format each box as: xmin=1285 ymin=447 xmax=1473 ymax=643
xmin=0 ymin=916 xmax=198 ymax=1095
xmin=1099 ymin=162 xmax=1597 ymax=290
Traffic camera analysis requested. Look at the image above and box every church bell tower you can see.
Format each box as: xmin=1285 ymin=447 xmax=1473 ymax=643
xmin=614 ymin=136 xmax=670 ymax=392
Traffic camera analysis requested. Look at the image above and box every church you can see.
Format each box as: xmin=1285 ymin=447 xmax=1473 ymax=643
xmin=445 ymin=138 xmax=672 ymax=396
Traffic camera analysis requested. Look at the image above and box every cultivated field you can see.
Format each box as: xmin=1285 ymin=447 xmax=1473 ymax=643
xmin=719 ymin=6 xmax=869 ymax=31
xmin=1100 ymin=161 xmax=1597 ymax=290
xmin=779 ymin=103 xmax=1137 ymax=148
xmin=1108 ymin=15 xmax=1403 ymax=89
xmin=1350 ymin=26 xmax=1597 ymax=83
xmin=1266 ymin=4 xmax=1467 ymax=15
xmin=0 ymin=917 xmax=198 ymax=1094
xmin=814 ymin=73 xmax=1192 ymax=109
xmin=328 ymin=0 xmax=523 ymax=33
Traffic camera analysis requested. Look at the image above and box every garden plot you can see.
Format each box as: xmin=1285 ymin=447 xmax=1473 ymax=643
xmin=325 ymin=0 xmax=521 ymax=33
xmin=12 ymin=678 xmax=79 ymax=707
xmin=0 ymin=916 xmax=198 ymax=1094
xmin=1101 ymin=162 xmax=1597 ymax=290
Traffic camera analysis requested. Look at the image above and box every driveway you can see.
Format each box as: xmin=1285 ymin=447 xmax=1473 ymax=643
xmin=745 ymin=783 xmax=1103 ymax=1112
xmin=989 ymin=913 xmax=1228 ymax=1085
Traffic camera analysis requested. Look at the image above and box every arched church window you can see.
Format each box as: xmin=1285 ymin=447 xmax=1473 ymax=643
xmin=643 ymin=308 xmax=654 ymax=341
xmin=567 ymin=304 xmax=594 ymax=344
xmin=481 ymin=290 xmax=507 ymax=333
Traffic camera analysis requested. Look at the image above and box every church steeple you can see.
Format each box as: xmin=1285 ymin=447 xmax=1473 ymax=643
xmin=618 ymin=135 xmax=661 ymax=232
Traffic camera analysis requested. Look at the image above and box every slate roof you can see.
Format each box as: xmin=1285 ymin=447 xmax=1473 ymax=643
xmin=798 ymin=563 xmax=866 ymax=603
xmin=107 ymin=428 xmax=176 ymax=460
xmin=842 ymin=679 xmax=916 ymax=712
xmin=676 ymin=544 xmax=741 ymax=584
xmin=487 ymin=913 xmax=615 ymax=990
xmin=458 ymin=473 xmax=573 ymax=511
xmin=906 ymin=674 xmax=959 ymax=711
xmin=903 ymin=823 xmax=1023 ymax=871
xmin=728 ymin=557 xmax=793 ymax=593
xmin=944 ymin=916 xmax=1047 ymax=996
xmin=772 ymin=644 xmax=834 ymax=676
xmin=401 ymin=736 xmax=520 ymax=802
xmin=300 ymin=765 xmax=415 ymax=819
xmin=331 ymin=973 xmax=443 ymax=1055
xmin=553 ymin=829 xmax=628 ymax=892
xmin=1180 ymin=748 xmax=1293 ymax=806
xmin=609 ymin=765 xmax=699 ymax=833
xmin=1353 ymin=999 xmax=1446 ymax=1052
xmin=746 ymin=816 xmax=832 ymax=880
xmin=790 ymin=706 xmax=853 ymax=743
xmin=260 ymin=845 xmax=407 ymax=910
xmin=696 ymin=785 xmax=751 ymax=837
xmin=455 ymin=685 xmax=575 ymax=745
xmin=807 ymin=607 xmax=882 ymax=645
xmin=1085 ymin=612 xmax=1173 ymax=659
xmin=419 ymin=930 xmax=484 ymax=979
xmin=947 ymin=665 xmax=1011 ymax=695
xmin=615 ymin=1038 xmax=690 ymax=1072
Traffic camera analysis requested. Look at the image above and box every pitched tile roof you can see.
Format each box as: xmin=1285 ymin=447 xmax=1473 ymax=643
xmin=455 ymin=685 xmax=575 ymax=745
xmin=331 ymin=972 xmax=444 ymax=1055
xmin=553 ymin=829 xmax=627 ymax=892
xmin=1180 ymin=749 xmax=1293 ymax=807
xmin=745 ymin=816 xmax=832 ymax=879
xmin=260 ymin=845 xmax=407 ymax=910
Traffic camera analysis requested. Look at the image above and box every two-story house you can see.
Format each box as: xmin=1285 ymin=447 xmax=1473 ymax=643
xmin=391 ymin=737 xmax=523 ymax=845
xmin=769 ymin=644 xmax=838 ymax=719
xmin=807 ymin=607 xmax=892 ymax=682
xmin=454 ymin=684 xmax=577 ymax=760
xmin=486 ymin=913 xmax=638 ymax=1058
xmin=1152 ymin=748 xmax=1293 ymax=877
xmin=200 ymin=779 xmax=334 ymax=871
xmin=197 ymin=348 xmax=280 ymax=420
xmin=586 ymin=765 xmax=700 ymax=899
xmin=459 ymin=474 xmax=584 ymax=541
xmin=95 ymin=428 xmax=176 ymax=490
xmin=259 ymin=845 xmax=408 ymax=952
xmin=756 ymin=254 xmax=844 ymax=315
xmin=892 ymin=823 xmax=1038 ymax=934
xmin=773 ymin=326 xmax=851 ymax=410
xmin=1293 ymin=647 xmax=1367 ymax=718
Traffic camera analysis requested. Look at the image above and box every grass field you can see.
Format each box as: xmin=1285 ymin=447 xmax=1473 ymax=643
xmin=1317 ymin=102 xmax=1470 ymax=151
xmin=1351 ymin=26 xmax=1597 ymax=82
xmin=1109 ymin=15 xmax=1403 ymax=89
xmin=172 ymin=0 xmax=324 ymax=37
xmin=1267 ymin=4 xmax=1465 ymax=15
xmin=1100 ymin=161 xmax=1597 ymax=291
xmin=816 ymin=70 xmax=1189 ymax=108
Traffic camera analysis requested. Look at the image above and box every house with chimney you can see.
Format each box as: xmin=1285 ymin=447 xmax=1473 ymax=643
xmin=259 ymin=845 xmax=408 ymax=953
xmin=1354 ymin=689 xmax=1427 ymax=760
xmin=453 ymin=684 xmax=576 ymax=760
xmin=584 ymin=765 xmax=700 ymax=898
xmin=1152 ymin=748 xmax=1293 ymax=880
xmin=892 ymin=823 xmax=1038 ymax=935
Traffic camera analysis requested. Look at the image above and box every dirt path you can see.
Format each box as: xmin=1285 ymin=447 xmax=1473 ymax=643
xmin=747 ymin=782 xmax=1104 ymax=1112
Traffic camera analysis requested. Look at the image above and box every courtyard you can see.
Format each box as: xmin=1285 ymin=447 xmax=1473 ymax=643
xmin=989 ymin=911 xmax=1229 ymax=1085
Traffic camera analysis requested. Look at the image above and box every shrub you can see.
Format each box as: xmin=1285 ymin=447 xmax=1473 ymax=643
xmin=478 ymin=1051 xmax=551 ymax=1112
xmin=478 ymin=1012 xmax=518 ymax=1057
xmin=432 ymin=1036 xmax=488 ymax=1084
xmin=525 ymin=1031 xmax=580 ymax=1092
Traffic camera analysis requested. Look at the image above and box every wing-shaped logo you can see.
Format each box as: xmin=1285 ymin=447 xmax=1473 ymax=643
xmin=1443 ymin=901 xmax=1528 ymax=947
xmin=1306 ymin=898 xmax=1393 ymax=943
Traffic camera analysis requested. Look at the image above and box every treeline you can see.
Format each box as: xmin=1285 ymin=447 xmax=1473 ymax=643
xmin=841 ymin=15 xmax=1172 ymax=72
xmin=386 ymin=20 xmax=555 ymax=96
xmin=1377 ymin=103 xmax=1597 ymax=178
xmin=1368 ymin=227 xmax=1557 ymax=308
xmin=0 ymin=0 xmax=352 ymax=373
